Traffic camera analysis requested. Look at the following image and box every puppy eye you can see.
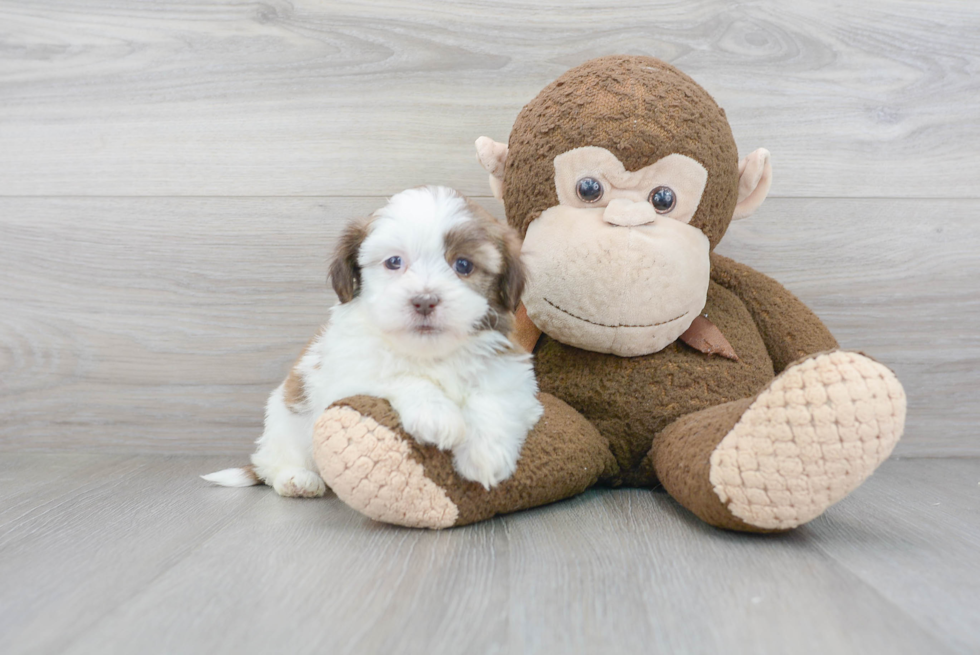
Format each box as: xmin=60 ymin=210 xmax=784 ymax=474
xmin=649 ymin=186 xmax=676 ymax=213
xmin=454 ymin=258 xmax=474 ymax=276
xmin=575 ymin=177 xmax=603 ymax=203
xmin=384 ymin=256 xmax=402 ymax=270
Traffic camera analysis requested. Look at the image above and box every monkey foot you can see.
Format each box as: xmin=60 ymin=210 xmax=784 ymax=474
xmin=313 ymin=402 xmax=460 ymax=529
xmin=312 ymin=394 xmax=615 ymax=529
xmin=709 ymin=350 xmax=906 ymax=530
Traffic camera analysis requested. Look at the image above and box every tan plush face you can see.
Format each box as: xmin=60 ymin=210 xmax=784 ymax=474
xmin=475 ymin=55 xmax=773 ymax=357
xmin=521 ymin=148 xmax=711 ymax=356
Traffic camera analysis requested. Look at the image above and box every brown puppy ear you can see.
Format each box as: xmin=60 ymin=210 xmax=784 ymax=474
xmin=497 ymin=229 xmax=526 ymax=313
xmin=329 ymin=216 xmax=373 ymax=303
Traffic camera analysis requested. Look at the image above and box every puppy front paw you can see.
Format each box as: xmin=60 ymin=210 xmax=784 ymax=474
xmin=398 ymin=398 xmax=467 ymax=450
xmin=271 ymin=467 xmax=327 ymax=498
xmin=452 ymin=434 xmax=521 ymax=490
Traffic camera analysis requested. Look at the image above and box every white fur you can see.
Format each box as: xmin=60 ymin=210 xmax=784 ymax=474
xmin=200 ymin=467 xmax=257 ymax=488
xmin=204 ymin=186 xmax=542 ymax=496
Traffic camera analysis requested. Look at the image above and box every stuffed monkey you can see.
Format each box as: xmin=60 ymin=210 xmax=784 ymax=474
xmin=312 ymin=56 xmax=906 ymax=532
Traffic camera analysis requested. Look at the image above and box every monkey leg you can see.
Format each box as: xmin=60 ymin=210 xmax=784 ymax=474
xmin=649 ymin=350 xmax=906 ymax=532
xmin=312 ymin=393 xmax=618 ymax=529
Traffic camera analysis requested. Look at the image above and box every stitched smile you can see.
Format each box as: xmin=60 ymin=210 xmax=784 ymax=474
xmin=544 ymin=298 xmax=688 ymax=329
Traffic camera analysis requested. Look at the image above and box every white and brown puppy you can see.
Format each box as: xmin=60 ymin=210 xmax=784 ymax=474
xmin=204 ymin=186 xmax=542 ymax=496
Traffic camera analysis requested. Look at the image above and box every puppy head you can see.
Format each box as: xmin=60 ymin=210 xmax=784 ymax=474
xmin=329 ymin=186 xmax=525 ymax=357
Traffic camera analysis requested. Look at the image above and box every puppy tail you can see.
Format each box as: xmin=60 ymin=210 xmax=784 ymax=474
xmin=201 ymin=464 xmax=262 ymax=488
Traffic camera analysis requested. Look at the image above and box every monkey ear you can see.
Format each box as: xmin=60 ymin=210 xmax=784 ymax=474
xmin=733 ymin=148 xmax=772 ymax=221
xmin=329 ymin=217 xmax=372 ymax=303
xmin=475 ymin=137 xmax=508 ymax=202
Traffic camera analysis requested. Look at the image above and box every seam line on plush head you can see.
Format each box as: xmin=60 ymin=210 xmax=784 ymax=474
xmin=544 ymin=298 xmax=688 ymax=329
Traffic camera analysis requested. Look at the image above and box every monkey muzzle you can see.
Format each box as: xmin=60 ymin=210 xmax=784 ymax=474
xmin=520 ymin=204 xmax=710 ymax=357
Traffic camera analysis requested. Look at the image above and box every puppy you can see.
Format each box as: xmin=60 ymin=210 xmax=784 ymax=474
xmin=204 ymin=186 xmax=543 ymax=496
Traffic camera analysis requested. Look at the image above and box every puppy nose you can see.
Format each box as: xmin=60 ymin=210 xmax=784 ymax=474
xmin=411 ymin=294 xmax=440 ymax=316
xmin=602 ymin=198 xmax=658 ymax=227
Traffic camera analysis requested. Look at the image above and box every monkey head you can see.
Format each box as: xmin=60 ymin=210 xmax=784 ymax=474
xmin=476 ymin=55 xmax=772 ymax=356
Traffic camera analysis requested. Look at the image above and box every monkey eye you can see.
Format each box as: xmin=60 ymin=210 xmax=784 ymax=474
xmin=649 ymin=186 xmax=676 ymax=213
xmin=384 ymin=256 xmax=402 ymax=270
xmin=453 ymin=257 xmax=474 ymax=276
xmin=576 ymin=177 xmax=604 ymax=203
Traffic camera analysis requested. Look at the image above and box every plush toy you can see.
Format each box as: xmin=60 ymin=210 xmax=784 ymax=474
xmin=312 ymin=55 xmax=906 ymax=532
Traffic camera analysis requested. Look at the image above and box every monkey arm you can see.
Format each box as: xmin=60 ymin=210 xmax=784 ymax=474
xmin=709 ymin=253 xmax=838 ymax=374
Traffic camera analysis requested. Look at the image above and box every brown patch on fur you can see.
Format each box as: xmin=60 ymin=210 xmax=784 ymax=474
xmin=283 ymin=329 xmax=323 ymax=412
xmin=495 ymin=226 xmax=526 ymax=313
xmin=241 ymin=464 xmax=261 ymax=484
xmin=444 ymin=200 xmax=527 ymax=336
xmin=329 ymin=215 xmax=375 ymax=303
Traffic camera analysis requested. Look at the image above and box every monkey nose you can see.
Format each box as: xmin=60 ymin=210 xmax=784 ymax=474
xmin=602 ymin=199 xmax=658 ymax=227
xmin=411 ymin=294 xmax=440 ymax=316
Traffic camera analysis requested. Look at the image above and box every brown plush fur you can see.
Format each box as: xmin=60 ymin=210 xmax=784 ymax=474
xmin=533 ymin=280 xmax=775 ymax=487
xmin=710 ymin=253 xmax=839 ymax=373
xmin=503 ymin=55 xmax=739 ymax=249
xmin=647 ymin=397 xmax=779 ymax=532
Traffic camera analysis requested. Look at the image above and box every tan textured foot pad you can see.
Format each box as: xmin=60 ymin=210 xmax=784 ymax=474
xmin=313 ymin=405 xmax=459 ymax=529
xmin=709 ymin=351 xmax=906 ymax=530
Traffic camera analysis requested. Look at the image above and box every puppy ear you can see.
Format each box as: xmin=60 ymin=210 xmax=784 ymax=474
xmin=329 ymin=217 xmax=372 ymax=303
xmin=496 ymin=229 xmax=526 ymax=313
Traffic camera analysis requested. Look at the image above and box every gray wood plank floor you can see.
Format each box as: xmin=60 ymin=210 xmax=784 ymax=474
xmin=0 ymin=455 xmax=976 ymax=655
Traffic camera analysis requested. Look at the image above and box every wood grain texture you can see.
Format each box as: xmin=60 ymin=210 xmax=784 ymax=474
xmin=0 ymin=455 xmax=267 ymax=655
xmin=0 ymin=455 xmax=975 ymax=655
xmin=1 ymin=196 xmax=975 ymax=455
xmin=808 ymin=459 xmax=980 ymax=655
xmin=0 ymin=0 xmax=978 ymax=197
xmin=0 ymin=197 xmax=347 ymax=454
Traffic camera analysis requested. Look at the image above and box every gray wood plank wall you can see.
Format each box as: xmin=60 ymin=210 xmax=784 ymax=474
xmin=1 ymin=0 xmax=978 ymax=455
